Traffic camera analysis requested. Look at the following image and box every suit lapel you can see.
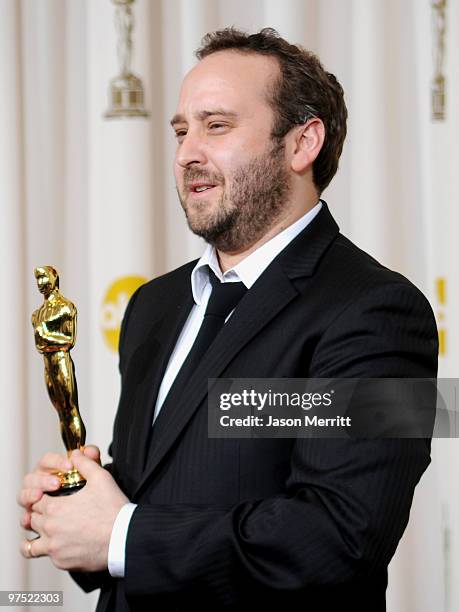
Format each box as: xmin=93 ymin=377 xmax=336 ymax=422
xmin=133 ymin=202 xmax=340 ymax=497
xmin=134 ymin=263 xmax=298 ymax=498
xmin=125 ymin=280 xmax=194 ymax=482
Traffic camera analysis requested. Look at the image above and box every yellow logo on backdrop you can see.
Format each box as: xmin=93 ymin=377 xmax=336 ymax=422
xmin=435 ymin=277 xmax=446 ymax=356
xmin=101 ymin=276 xmax=147 ymax=352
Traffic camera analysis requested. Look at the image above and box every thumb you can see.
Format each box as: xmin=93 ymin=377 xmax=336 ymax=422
xmin=82 ymin=445 xmax=101 ymax=465
xmin=70 ymin=449 xmax=102 ymax=479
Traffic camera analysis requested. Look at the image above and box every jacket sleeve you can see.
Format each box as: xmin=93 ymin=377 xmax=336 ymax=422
xmin=123 ymin=282 xmax=438 ymax=602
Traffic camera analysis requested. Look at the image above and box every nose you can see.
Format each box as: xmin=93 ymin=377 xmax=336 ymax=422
xmin=175 ymin=131 xmax=208 ymax=168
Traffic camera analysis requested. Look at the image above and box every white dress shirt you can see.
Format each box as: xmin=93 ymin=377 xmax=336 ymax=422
xmin=108 ymin=201 xmax=322 ymax=577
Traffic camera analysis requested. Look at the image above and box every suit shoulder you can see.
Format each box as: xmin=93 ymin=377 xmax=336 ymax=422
xmin=328 ymin=233 xmax=427 ymax=292
xmin=322 ymin=233 xmax=436 ymax=324
xmin=310 ymin=234 xmax=438 ymax=377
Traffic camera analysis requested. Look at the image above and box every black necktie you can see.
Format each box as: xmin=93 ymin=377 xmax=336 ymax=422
xmin=157 ymin=267 xmax=247 ymax=415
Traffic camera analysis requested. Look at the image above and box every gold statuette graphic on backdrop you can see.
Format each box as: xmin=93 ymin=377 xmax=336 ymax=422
xmin=32 ymin=266 xmax=87 ymax=495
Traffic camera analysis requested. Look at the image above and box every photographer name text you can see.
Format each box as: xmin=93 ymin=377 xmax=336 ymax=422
xmin=220 ymin=415 xmax=352 ymax=428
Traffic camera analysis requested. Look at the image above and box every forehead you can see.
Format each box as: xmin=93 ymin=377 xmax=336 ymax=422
xmin=175 ymin=50 xmax=279 ymax=119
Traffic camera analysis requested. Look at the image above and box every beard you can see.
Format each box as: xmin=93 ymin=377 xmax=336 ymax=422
xmin=176 ymin=138 xmax=290 ymax=252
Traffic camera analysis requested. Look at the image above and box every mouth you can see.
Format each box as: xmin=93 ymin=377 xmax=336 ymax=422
xmin=187 ymin=183 xmax=219 ymax=198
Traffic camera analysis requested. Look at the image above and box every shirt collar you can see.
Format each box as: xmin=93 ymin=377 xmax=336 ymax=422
xmin=191 ymin=201 xmax=322 ymax=305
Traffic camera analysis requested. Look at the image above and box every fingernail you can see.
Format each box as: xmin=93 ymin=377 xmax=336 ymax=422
xmin=48 ymin=477 xmax=60 ymax=488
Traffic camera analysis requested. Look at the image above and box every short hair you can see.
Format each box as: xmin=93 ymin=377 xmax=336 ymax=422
xmin=195 ymin=27 xmax=347 ymax=194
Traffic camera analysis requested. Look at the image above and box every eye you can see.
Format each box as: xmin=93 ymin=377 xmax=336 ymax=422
xmin=175 ymin=129 xmax=187 ymax=142
xmin=208 ymin=122 xmax=227 ymax=131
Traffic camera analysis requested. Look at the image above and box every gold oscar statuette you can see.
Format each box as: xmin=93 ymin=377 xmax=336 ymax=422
xmin=32 ymin=266 xmax=87 ymax=495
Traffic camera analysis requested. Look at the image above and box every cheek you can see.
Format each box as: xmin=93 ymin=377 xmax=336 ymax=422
xmin=211 ymin=149 xmax=247 ymax=183
xmin=213 ymin=132 xmax=270 ymax=178
xmin=173 ymin=161 xmax=184 ymax=186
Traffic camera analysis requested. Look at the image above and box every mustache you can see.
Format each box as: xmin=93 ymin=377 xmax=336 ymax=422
xmin=183 ymin=168 xmax=225 ymax=189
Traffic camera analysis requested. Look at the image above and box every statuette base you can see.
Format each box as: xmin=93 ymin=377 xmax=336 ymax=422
xmin=48 ymin=469 xmax=87 ymax=496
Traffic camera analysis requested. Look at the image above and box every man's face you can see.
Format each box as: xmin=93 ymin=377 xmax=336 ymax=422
xmin=172 ymin=50 xmax=290 ymax=252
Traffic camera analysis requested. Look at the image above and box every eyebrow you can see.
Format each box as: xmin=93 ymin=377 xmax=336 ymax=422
xmin=170 ymin=109 xmax=239 ymax=127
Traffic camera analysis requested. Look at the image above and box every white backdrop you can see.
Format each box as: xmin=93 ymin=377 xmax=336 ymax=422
xmin=1 ymin=1 xmax=457 ymax=610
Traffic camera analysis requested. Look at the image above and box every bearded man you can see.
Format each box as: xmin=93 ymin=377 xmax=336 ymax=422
xmin=18 ymin=28 xmax=438 ymax=612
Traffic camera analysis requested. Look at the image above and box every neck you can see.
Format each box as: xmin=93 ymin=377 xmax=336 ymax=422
xmin=45 ymin=289 xmax=59 ymax=302
xmin=217 ymin=194 xmax=318 ymax=273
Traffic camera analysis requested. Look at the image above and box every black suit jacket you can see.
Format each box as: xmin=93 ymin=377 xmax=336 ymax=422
xmin=72 ymin=203 xmax=438 ymax=611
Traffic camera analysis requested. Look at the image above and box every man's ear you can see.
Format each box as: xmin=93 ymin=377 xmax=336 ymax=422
xmin=290 ymin=118 xmax=325 ymax=173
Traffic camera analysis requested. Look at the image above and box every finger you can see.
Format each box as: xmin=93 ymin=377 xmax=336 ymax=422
xmin=21 ymin=539 xmax=33 ymax=559
xmin=71 ymin=449 xmax=103 ymax=478
xmin=31 ymin=495 xmax=49 ymax=515
xmin=17 ymin=488 xmax=44 ymax=510
xmin=21 ymin=511 xmax=31 ymax=530
xmin=23 ymin=470 xmax=51 ymax=489
xmin=24 ymin=471 xmax=60 ymax=488
xmin=22 ymin=473 xmax=61 ymax=494
xmin=21 ymin=511 xmax=39 ymax=532
xmin=82 ymin=445 xmax=101 ymax=465
xmin=21 ymin=537 xmax=47 ymax=559
xmin=36 ymin=452 xmax=72 ymax=473
xmin=30 ymin=512 xmax=44 ymax=536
